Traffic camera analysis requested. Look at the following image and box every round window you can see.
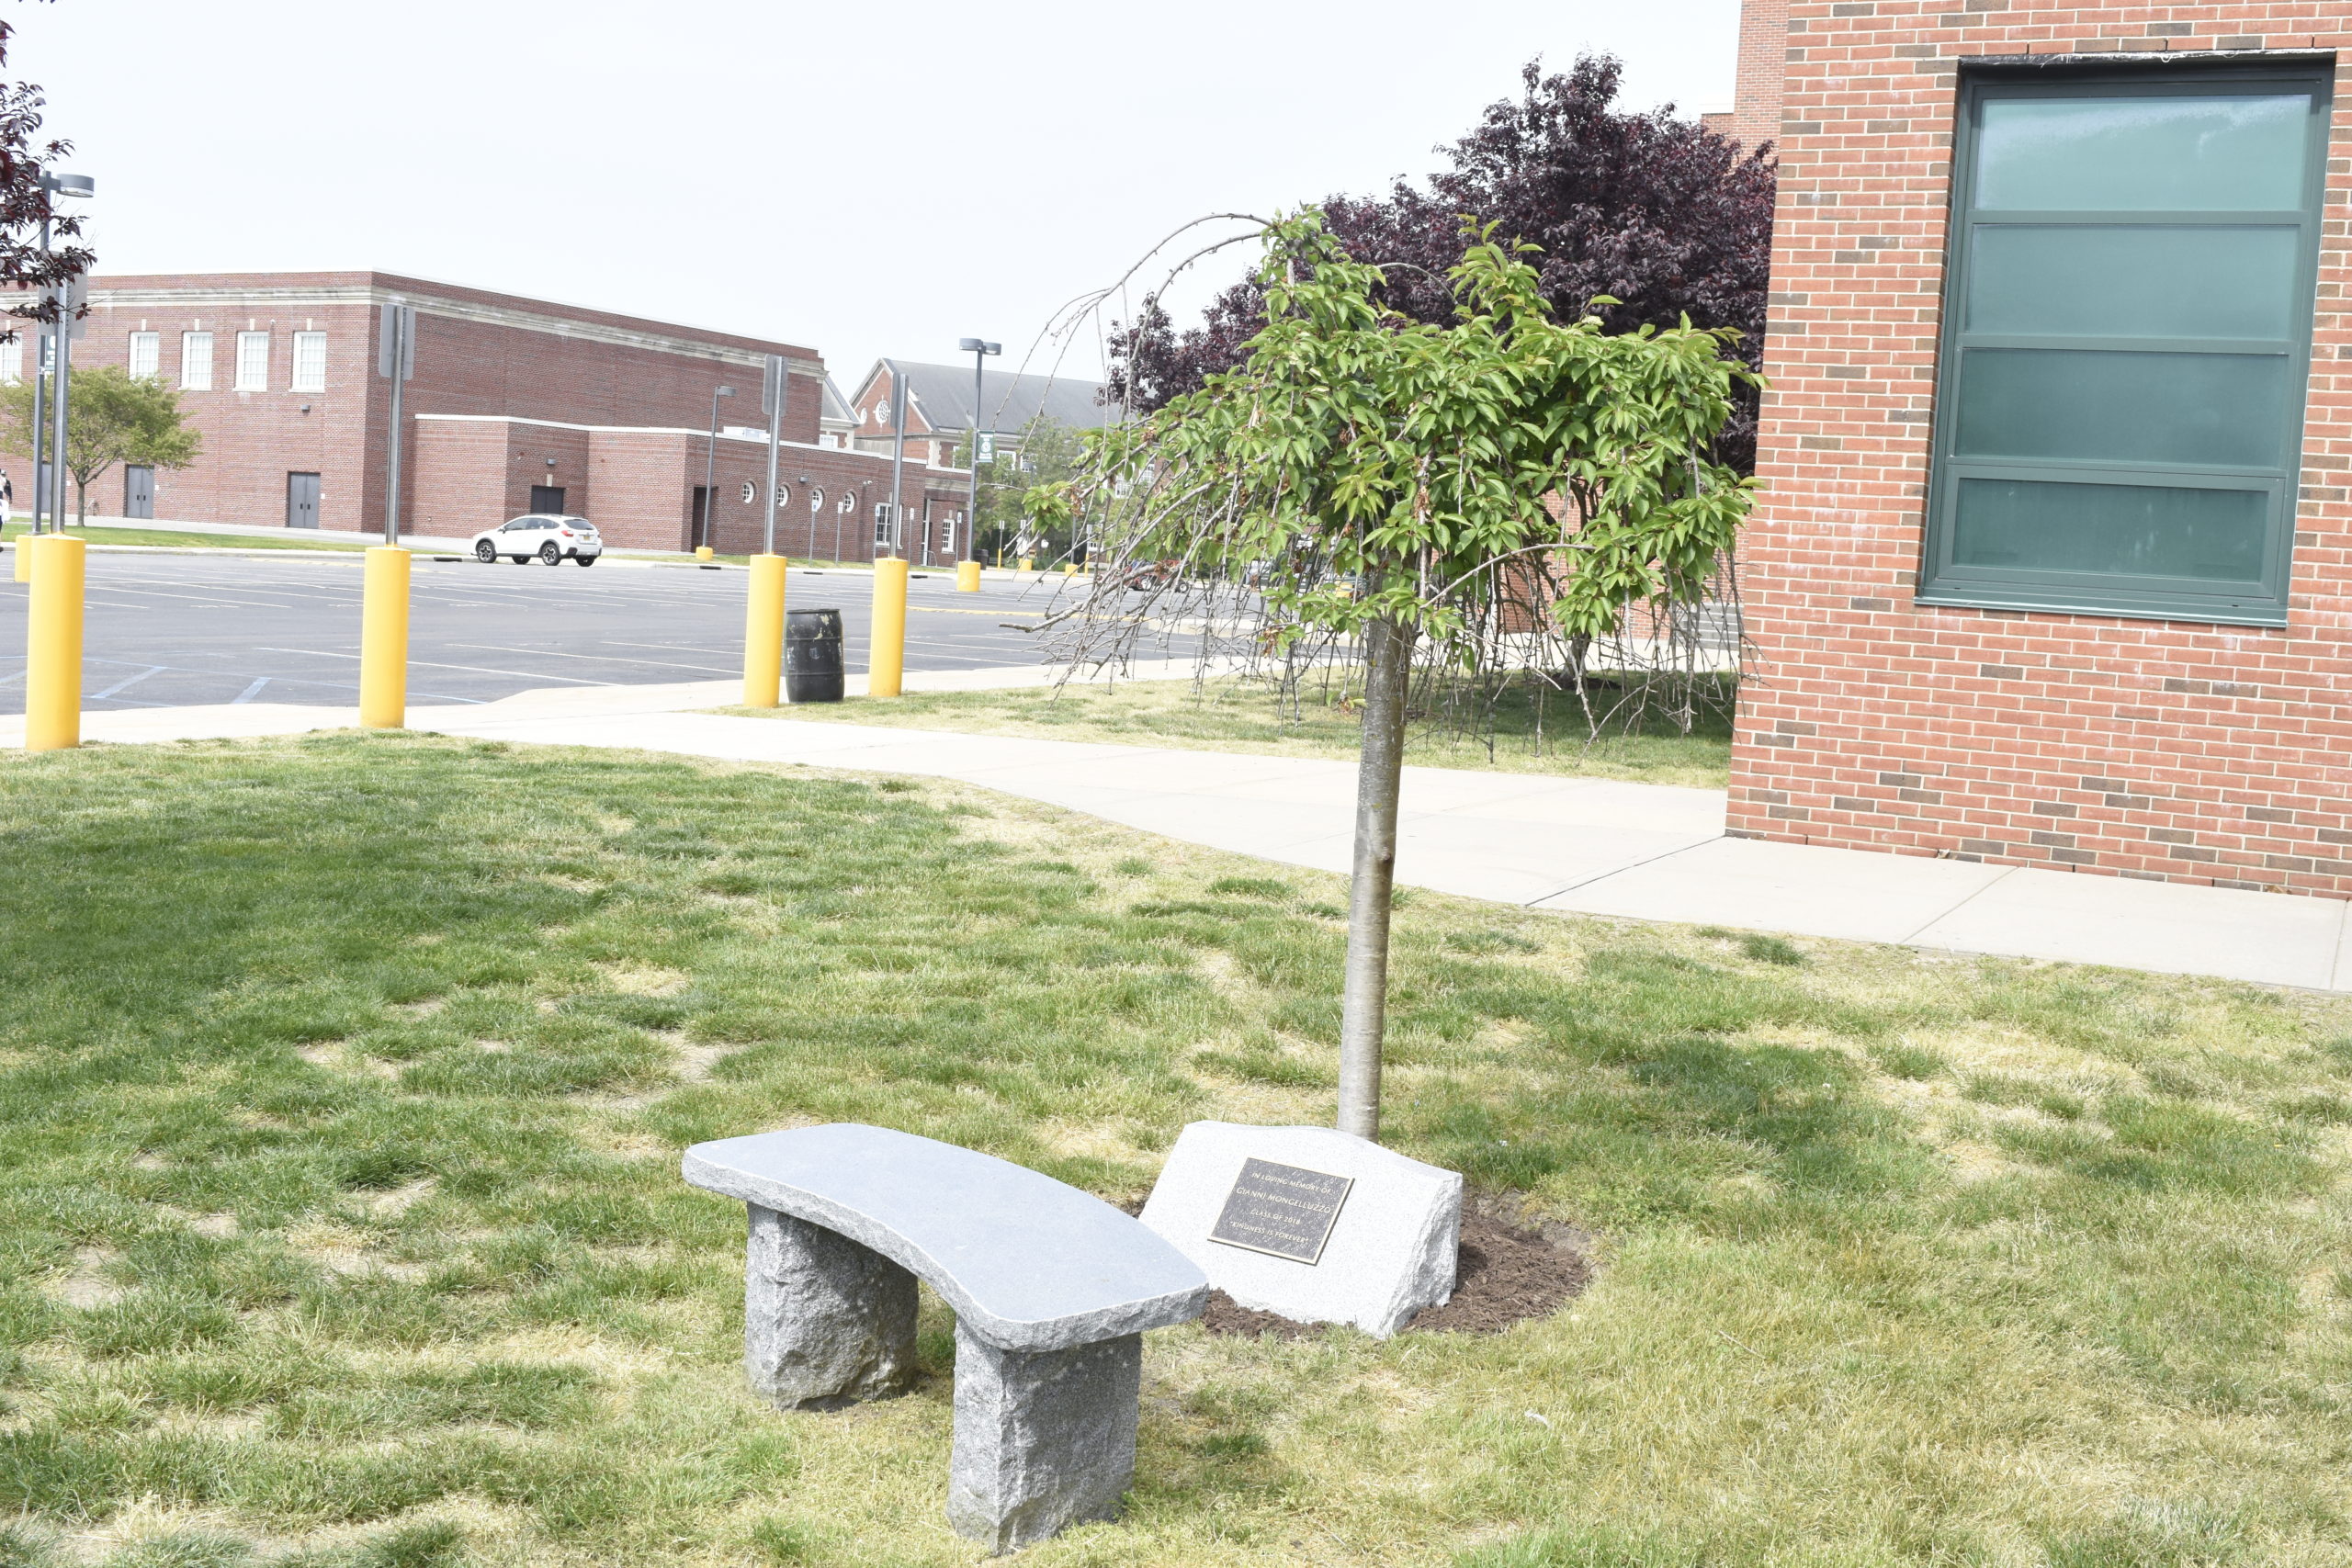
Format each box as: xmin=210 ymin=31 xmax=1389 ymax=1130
xmin=740 ymin=479 xmax=757 ymax=505
xmin=837 ymin=491 xmax=858 ymax=515
xmin=808 ymin=486 xmax=826 ymax=512
xmin=774 ymin=482 xmax=792 ymax=509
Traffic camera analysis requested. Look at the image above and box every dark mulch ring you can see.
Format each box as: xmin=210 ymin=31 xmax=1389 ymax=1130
xmin=1195 ymin=1197 xmax=1594 ymax=1340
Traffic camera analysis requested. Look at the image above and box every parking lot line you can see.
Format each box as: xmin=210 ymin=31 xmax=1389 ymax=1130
xmin=89 ymin=666 xmax=167 ymax=700
xmin=450 ymin=643 xmax=740 ymax=675
xmin=255 ymin=647 xmax=616 ymax=685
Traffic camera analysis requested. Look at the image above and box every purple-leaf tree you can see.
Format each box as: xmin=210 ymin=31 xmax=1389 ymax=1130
xmin=1109 ymin=54 xmax=1774 ymax=468
xmin=0 ymin=6 xmax=92 ymax=324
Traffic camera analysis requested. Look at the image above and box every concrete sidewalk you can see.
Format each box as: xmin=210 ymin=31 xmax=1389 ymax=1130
xmin=8 ymin=676 xmax=2348 ymax=993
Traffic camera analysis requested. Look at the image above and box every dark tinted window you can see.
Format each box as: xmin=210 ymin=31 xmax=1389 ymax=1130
xmin=1918 ymin=66 xmax=2327 ymax=626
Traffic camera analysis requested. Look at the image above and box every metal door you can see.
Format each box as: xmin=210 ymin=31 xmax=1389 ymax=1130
xmin=286 ymin=471 xmax=321 ymax=529
xmin=123 ymin=465 xmax=154 ymax=520
xmin=529 ymin=484 xmax=566 ymax=514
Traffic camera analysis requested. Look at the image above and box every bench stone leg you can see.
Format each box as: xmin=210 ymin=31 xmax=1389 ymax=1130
xmin=743 ymin=1203 xmax=916 ymax=1410
xmin=946 ymin=1325 xmax=1141 ymax=1553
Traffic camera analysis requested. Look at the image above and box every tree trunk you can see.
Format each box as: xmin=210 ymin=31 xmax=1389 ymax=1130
xmin=1337 ymin=613 xmax=1413 ymax=1142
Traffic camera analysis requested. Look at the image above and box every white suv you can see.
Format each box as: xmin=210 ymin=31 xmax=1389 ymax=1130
xmin=472 ymin=514 xmax=602 ymax=566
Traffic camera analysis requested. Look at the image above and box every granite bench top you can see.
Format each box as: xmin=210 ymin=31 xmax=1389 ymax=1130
xmin=683 ymin=1123 xmax=1210 ymax=1352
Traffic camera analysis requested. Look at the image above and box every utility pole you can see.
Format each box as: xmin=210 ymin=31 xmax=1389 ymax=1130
xmin=702 ymin=384 xmax=735 ymax=551
xmin=28 ymin=313 xmax=45 ymax=536
xmin=49 ymin=270 xmax=80 ymax=531
xmin=27 ymin=272 xmax=46 ymax=536
xmin=27 ymin=170 xmax=91 ymax=537
xmin=760 ymin=355 xmax=786 ymax=556
xmin=377 ymin=299 xmax=416 ymax=544
xmin=955 ymin=338 xmax=999 ymax=590
xmin=885 ymin=359 xmax=908 ymax=559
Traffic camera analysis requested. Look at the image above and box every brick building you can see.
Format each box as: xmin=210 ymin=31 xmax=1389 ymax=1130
xmin=1701 ymin=0 xmax=1791 ymax=152
xmin=15 ymin=271 xmax=970 ymax=558
xmin=836 ymin=359 xmax=1113 ymax=564
xmin=1724 ymin=3 xmax=2352 ymax=898
xmin=840 ymin=359 xmax=1113 ymax=465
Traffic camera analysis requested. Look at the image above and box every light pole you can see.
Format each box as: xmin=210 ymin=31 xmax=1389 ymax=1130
xmin=956 ymin=337 xmax=999 ymax=590
xmin=378 ymin=299 xmax=416 ymax=545
xmin=33 ymin=172 xmax=93 ymax=538
xmin=883 ymin=359 xmax=907 ymax=559
xmin=701 ymin=384 xmax=734 ymax=551
xmin=759 ymin=355 xmax=789 ymax=557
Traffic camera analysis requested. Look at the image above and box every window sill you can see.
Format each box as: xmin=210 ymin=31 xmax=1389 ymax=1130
xmin=1914 ymin=589 xmax=2289 ymax=630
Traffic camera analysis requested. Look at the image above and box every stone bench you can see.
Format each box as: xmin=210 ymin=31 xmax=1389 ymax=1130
xmin=683 ymin=1124 xmax=1210 ymax=1552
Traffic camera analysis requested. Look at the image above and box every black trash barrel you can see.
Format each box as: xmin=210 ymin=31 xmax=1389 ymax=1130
xmin=785 ymin=608 xmax=845 ymax=703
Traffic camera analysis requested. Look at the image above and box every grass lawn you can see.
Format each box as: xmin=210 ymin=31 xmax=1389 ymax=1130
xmin=2 ymin=524 xmax=374 ymax=555
xmin=5 ymin=735 xmax=2352 ymax=1566
xmin=728 ymin=674 xmax=1735 ymax=789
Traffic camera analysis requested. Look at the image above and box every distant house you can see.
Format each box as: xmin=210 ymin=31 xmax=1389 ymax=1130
xmin=818 ymin=376 xmax=859 ymax=451
xmin=840 ymin=360 xmax=1114 ymax=469
xmin=1721 ymin=0 xmax=2352 ymax=898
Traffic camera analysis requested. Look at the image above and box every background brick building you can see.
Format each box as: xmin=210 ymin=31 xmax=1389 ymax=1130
xmin=1701 ymin=0 xmax=1791 ymax=152
xmin=16 ymin=272 xmax=969 ymax=558
xmin=1726 ymin=4 xmax=2352 ymax=897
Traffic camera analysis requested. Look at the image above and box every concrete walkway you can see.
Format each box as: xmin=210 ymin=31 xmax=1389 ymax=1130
xmin=8 ymin=674 xmax=2349 ymax=994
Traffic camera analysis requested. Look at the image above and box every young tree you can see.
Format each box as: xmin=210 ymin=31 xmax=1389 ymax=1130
xmin=1109 ymin=55 xmax=1773 ymax=468
xmin=1041 ymin=212 xmax=1757 ymax=1140
xmin=1 ymin=364 xmax=202 ymax=522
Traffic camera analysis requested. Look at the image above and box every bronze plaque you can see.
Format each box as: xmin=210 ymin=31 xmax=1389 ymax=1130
xmin=1207 ymin=1157 xmax=1352 ymax=1265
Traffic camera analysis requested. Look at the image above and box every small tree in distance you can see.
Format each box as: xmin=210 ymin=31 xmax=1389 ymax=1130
xmin=953 ymin=415 xmax=1085 ymax=565
xmin=2 ymin=364 xmax=202 ymax=523
xmin=1035 ymin=211 xmax=1757 ymax=1141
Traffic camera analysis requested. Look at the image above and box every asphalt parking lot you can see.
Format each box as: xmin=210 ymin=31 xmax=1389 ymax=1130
xmin=0 ymin=550 xmax=1127 ymax=715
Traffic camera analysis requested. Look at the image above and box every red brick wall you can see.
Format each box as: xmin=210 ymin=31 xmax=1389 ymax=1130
xmin=11 ymin=272 xmax=825 ymax=540
xmin=411 ymin=420 xmax=519 ymax=543
xmin=17 ymin=302 xmax=369 ymax=528
xmin=695 ymin=436 xmax=968 ymax=564
xmin=1728 ymin=7 xmax=2352 ymax=897
xmin=413 ymin=414 xmax=969 ymax=560
xmin=584 ymin=429 xmax=698 ymax=553
xmin=1712 ymin=0 xmax=1792 ymax=152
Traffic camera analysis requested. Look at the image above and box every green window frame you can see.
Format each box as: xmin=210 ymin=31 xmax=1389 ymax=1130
xmin=1919 ymin=62 xmax=2334 ymax=627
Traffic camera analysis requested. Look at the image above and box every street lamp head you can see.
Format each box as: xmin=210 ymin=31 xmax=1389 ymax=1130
xmin=959 ymin=338 xmax=1001 ymax=356
xmin=41 ymin=172 xmax=93 ymax=199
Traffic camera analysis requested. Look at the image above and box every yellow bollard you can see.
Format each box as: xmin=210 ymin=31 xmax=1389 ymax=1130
xmin=24 ymin=533 xmax=84 ymax=752
xmin=11 ymin=536 xmax=28 ymax=585
xmin=956 ymin=558 xmax=981 ymax=592
xmin=742 ymin=553 xmax=786 ymax=708
xmin=359 ymin=546 xmax=411 ymax=729
xmin=1018 ymin=557 xmax=1034 ymax=573
xmin=1063 ymin=562 xmax=1080 ymax=576
xmin=695 ymin=545 xmax=715 ymax=562
xmin=869 ymin=556 xmax=909 ymax=698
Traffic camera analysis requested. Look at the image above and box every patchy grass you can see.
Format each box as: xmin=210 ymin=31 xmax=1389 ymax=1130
xmin=2 ymin=735 xmax=2351 ymax=1565
xmin=728 ymin=672 xmax=1735 ymax=788
xmin=2 ymin=524 xmax=376 ymax=555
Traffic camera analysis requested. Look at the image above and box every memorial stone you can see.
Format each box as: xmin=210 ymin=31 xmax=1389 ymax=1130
xmin=1140 ymin=1122 xmax=1463 ymax=1337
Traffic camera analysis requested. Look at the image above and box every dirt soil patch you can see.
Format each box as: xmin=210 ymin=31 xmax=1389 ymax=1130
xmin=1195 ymin=1206 xmax=1591 ymax=1339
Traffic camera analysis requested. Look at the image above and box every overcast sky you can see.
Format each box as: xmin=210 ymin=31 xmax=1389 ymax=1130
xmin=23 ymin=0 xmax=1741 ymax=389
